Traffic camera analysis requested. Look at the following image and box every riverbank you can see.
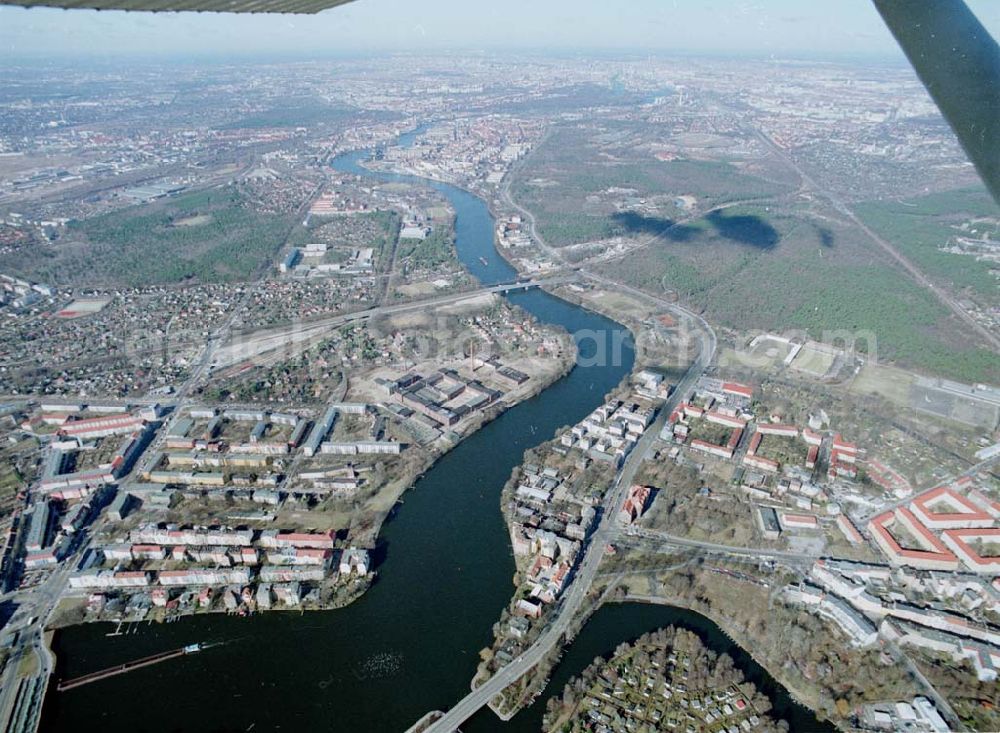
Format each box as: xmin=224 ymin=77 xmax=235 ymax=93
xmin=540 ymin=625 xmax=782 ymax=733
xmin=345 ymin=326 xmax=578 ymax=546
xmin=38 ymin=130 xmax=831 ymax=733
xmin=44 ymin=312 xmax=578 ymax=632
xmin=47 ymin=574 xmax=376 ymax=631
xmin=460 ymin=601 xmax=833 ymax=733
xmin=468 ymin=376 xmax=671 ymax=720
xmin=39 ymin=138 xmax=638 ymax=733
xmin=367 ymin=134 xmax=820 ymax=733
xmin=363 ymin=131 xmax=830 ymax=733
xmin=604 ymin=557 xmax=896 ymax=730
xmin=620 ymin=592 xmax=833 ymax=727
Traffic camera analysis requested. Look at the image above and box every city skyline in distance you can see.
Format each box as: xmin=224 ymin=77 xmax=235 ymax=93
xmin=2 ymin=0 xmax=999 ymax=61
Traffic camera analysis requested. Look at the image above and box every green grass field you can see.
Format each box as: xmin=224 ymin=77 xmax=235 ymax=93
xmin=511 ymin=124 xmax=795 ymax=247
xmin=790 ymin=345 xmax=837 ymax=376
xmin=605 ymin=202 xmax=1000 ymax=385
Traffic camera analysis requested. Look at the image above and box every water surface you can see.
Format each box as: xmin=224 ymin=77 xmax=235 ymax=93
xmin=41 ymin=135 xmax=827 ymax=733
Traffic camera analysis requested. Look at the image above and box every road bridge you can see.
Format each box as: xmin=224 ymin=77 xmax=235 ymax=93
xmin=212 ymin=274 xmax=578 ymax=371
xmin=418 ymin=285 xmax=716 ymax=733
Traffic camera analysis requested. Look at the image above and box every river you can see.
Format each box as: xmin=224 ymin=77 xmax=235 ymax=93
xmin=39 ymin=132 xmax=829 ymax=732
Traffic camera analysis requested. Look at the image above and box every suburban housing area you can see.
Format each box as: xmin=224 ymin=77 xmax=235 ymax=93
xmin=0 ymin=41 xmax=997 ymax=733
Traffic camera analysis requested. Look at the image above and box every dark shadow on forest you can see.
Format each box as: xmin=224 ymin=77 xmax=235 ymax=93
xmin=705 ymin=210 xmax=779 ymax=249
xmin=812 ymin=223 xmax=835 ymax=248
xmin=611 ymin=209 xmax=780 ymax=249
xmin=610 ymin=211 xmax=700 ymax=242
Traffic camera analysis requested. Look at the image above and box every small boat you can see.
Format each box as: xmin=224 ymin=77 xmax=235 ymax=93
xmin=183 ymin=643 xmax=202 ymax=655
xmin=478 ymin=257 xmax=489 ymax=266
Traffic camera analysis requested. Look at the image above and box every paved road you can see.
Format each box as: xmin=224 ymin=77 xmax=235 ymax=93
xmin=498 ymin=136 xmax=563 ymax=266
xmin=420 ymin=289 xmax=716 ymax=733
xmin=210 ymin=275 xmax=577 ymax=371
xmin=882 ymin=636 xmax=966 ymax=731
xmin=419 ymin=406 xmax=665 ymax=733
xmin=612 ymin=527 xmax=819 ymax=567
xmin=0 ymin=537 xmax=89 ymax=732
xmin=858 ymin=452 xmax=1000 ymax=524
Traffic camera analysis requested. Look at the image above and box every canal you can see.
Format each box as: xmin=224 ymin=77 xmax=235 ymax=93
xmin=40 ymin=133 xmax=828 ymax=732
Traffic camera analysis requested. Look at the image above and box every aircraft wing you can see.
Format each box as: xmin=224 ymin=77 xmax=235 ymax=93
xmin=1 ymin=0 xmax=352 ymax=12
xmin=873 ymin=0 xmax=1000 ymax=203
xmin=0 ymin=0 xmax=997 ymax=201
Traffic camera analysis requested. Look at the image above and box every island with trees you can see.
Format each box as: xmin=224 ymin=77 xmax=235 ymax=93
xmin=542 ymin=626 xmax=784 ymax=733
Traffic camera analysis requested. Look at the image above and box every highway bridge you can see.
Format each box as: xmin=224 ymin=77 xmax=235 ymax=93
xmin=212 ymin=273 xmax=579 ymax=371
xmin=231 ymin=272 xmax=578 ymax=336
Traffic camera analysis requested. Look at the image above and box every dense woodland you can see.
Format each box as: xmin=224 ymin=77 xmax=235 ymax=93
xmin=14 ymin=188 xmax=298 ymax=287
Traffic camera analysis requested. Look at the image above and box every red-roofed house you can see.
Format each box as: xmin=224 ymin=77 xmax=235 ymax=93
xmin=801 ymin=428 xmax=823 ymax=447
xmin=272 ymin=531 xmax=335 ymax=549
xmin=618 ymin=485 xmax=651 ymax=525
xmin=131 ymin=544 xmax=165 ymax=560
xmin=806 ymin=445 xmax=819 ymax=469
xmin=726 ymin=428 xmax=742 ymax=452
xmin=867 ymin=508 xmax=959 ymax=570
xmin=722 ymin=382 xmax=753 ymax=399
xmin=706 ymin=411 xmax=746 ymax=429
xmin=744 ymin=455 xmax=779 ymax=473
xmin=828 ymin=460 xmax=857 ymax=480
xmin=837 ymin=514 xmax=864 ymax=544
xmin=832 ymin=434 xmax=857 ymax=453
xmin=59 ymin=413 xmax=145 ymax=439
xmin=910 ymin=486 xmax=993 ymax=529
xmin=757 ymin=423 xmax=799 ymax=437
xmin=780 ymin=513 xmax=818 ymax=531
xmin=941 ymin=528 xmax=1000 ymax=574
xmin=682 ymin=403 xmax=704 ymax=419
xmin=690 ymin=439 xmax=734 ymax=460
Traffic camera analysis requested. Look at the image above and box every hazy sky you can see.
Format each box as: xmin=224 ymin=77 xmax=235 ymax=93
xmin=2 ymin=0 xmax=999 ymax=60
